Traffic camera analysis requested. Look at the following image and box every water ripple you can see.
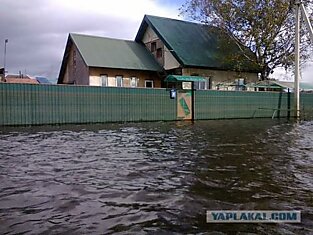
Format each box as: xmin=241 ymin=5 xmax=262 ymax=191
xmin=0 ymin=120 xmax=312 ymax=234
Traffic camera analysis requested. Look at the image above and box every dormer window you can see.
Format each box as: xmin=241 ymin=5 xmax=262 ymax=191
xmin=151 ymin=42 xmax=157 ymax=52
xmin=156 ymin=48 xmax=162 ymax=58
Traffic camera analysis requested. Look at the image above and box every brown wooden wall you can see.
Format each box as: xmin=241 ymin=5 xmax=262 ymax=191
xmin=61 ymin=42 xmax=89 ymax=85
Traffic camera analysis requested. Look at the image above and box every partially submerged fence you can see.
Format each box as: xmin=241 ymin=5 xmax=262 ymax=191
xmin=0 ymin=84 xmax=176 ymax=126
xmin=0 ymin=83 xmax=312 ymax=126
xmin=195 ymin=90 xmax=290 ymax=119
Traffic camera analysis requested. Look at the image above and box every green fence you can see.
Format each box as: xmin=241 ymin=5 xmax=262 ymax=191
xmin=195 ymin=90 xmax=313 ymax=119
xmin=0 ymin=83 xmax=176 ymax=126
xmin=300 ymin=93 xmax=313 ymax=119
xmin=195 ymin=90 xmax=290 ymax=119
xmin=0 ymin=83 xmax=313 ymax=126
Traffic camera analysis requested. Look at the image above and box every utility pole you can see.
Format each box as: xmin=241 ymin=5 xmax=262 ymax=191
xmin=3 ymin=39 xmax=8 ymax=78
xmin=294 ymin=1 xmax=313 ymax=119
xmin=295 ymin=1 xmax=300 ymax=119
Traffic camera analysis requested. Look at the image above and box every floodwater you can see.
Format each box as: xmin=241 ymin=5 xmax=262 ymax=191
xmin=0 ymin=119 xmax=312 ymax=234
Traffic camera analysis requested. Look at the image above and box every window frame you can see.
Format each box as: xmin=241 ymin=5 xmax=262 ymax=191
xmin=151 ymin=42 xmax=157 ymax=52
xmin=156 ymin=48 xmax=163 ymax=58
xmin=191 ymin=75 xmax=211 ymax=90
xmin=145 ymin=80 xmax=154 ymax=88
xmin=235 ymin=78 xmax=246 ymax=91
xmin=115 ymin=75 xmax=123 ymax=87
xmin=130 ymin=76 xmax=138 ymax=88
xmin=100 ymin=74 xmax=108 ymax=87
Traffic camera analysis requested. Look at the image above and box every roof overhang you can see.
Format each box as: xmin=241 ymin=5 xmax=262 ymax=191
xmin=57 ymin=35 xmax=73 ymax=84
xmin=165 ymin=75 xmax=207 ymax=82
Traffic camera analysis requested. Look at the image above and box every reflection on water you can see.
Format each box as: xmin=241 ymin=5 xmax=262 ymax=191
xmin=0 ymin=120 xmax=312 ymax=234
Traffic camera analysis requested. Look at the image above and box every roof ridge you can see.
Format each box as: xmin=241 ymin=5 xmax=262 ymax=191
xmin=70 ymin=33 xmax=135 ymax=43
xmin=144 ymin=14 xmax=214 ymax=28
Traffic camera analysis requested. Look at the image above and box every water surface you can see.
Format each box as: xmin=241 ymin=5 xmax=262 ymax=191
xmin=0 ymin=120 xmax=312 ymax=234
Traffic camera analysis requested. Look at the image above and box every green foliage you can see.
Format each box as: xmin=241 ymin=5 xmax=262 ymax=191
xmin=181 ymin=0 xmax=313 ymax=79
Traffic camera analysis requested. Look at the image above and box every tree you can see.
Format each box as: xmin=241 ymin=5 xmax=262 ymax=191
xmin=181 ymin=0 xmax=313 ymax=80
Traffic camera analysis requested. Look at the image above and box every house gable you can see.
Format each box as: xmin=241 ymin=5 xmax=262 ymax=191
xmin=57 ymin=35 xmax=89 ymax=85
xmin=140 ymin=25 xmax=181 ymax=71
xmin=58 ymin=33 xmax=163 ymax=85
xmin=136 ymin=15 xmax=260 ymax=73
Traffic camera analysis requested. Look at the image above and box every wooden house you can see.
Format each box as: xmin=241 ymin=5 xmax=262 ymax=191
xmin=135 ymin=15 xmax=260 ymax=90
xmin=58 ymin=15 xmax=260 ymax=89
xmin=57 ymin=34 xmax=163 ymax=88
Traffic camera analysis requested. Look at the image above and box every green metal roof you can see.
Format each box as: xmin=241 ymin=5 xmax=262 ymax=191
xmin=247 ymin=81 xmax=313 ymax=90
xmin=165 ymin=75 xmax=207 ymax=82
xmin=136 ymin=15 xmax=260 ymax=72
xmin=251 ymin=85 xmax=283 ymax=89
xmin=273 ymin=81 xmax=313 ymax=90
xmin=70 ymin=33 xmax=163 ymax=72
xmin=246 ymin=81 xmax=284 ymax=89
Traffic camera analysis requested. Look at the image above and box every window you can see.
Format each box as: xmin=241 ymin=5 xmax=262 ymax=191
xmin=199 ymin=81 xmax=207 ymax=90
xmin=100 ymin=74 xmax=108 ymax=86
xmin=151 ymin=42 xmax=157 ymax=52
xmin=130 ymin=77 xmax=138 ymax=87
xmin=193 ymin=81 xmax=207 ymax=90
xmin=116 ymin=76 xmax=123 ymax=87
xmin=192 ymin=75 xmax=211 ymax=90
xmin=182 ymin=82 xmax=192 ymax=90
xmin=208 ymin=77 xmax=212 ymax=90
xmin=145 ymin=80 xmax=154 ymax=88
xmin=156 ymin=48 xmax=162 ymax=58
xmin=235 ymin=78 xmax=245 ymax=91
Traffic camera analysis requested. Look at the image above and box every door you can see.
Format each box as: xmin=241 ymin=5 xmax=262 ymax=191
xmin=177 ymin=90 xmax=193 ymax=120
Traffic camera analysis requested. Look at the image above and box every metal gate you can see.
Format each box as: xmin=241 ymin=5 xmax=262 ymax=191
xmin=177 ymin=90 xmax=193 ymax=120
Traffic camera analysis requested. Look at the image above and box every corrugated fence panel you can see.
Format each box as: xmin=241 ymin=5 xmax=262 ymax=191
xmin=195 ymin=90 xmax=296 ymax=120
xmin=1 ymin=83 xmax=313 ymax=126
xmin=0 ymin=83 xmax=177 ymax=125
xmin=301 ymin=93 xmax=313 ymax=119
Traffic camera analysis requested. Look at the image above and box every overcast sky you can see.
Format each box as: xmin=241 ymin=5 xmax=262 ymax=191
xmin=1 ymin=0 xmax=312 ymax=82
xmin=0 ymin=0 xmax=184 ymax=81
